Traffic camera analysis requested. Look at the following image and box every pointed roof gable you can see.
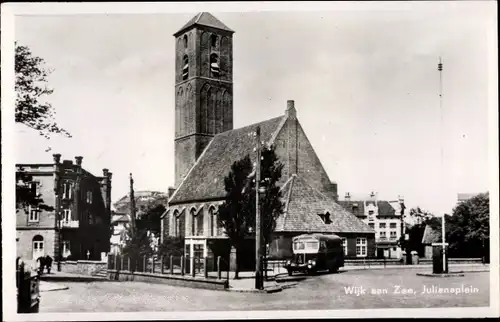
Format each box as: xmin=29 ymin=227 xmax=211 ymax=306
xmin=275 ymin=175 xmax=374 ymax=234
xmin=174 ymin=12 xmax=234 ymax=36
xmin=169 ymin=115 xmax=286 ymax=204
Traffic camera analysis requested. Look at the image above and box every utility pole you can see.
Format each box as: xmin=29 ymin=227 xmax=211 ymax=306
xmin=438 ymin=57 xmax=447 ymax=273
xmin=255 ymin=126 xmax=263 ymax=290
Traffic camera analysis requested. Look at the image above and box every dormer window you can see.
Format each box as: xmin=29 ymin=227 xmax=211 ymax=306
xmin=318 ymin=212 xmax=332 ymax=224
xmin=182 ymin=55 xmax=189 ymax=80
xmin=210 ymin=53 xmax=220 ymax=77
xmin=183 ymin=35 xmax=188 ymax=49
xmin=210 ymin=34 xmax=218 ymax=48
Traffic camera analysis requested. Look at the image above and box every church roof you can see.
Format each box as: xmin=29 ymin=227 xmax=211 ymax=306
xmin=175 ymin=12 xmax=234 ymax=36
xmin=275 ymin=175 xmax=375 ymax=234
xmin=169 ymin=115 xmax=286 ymax=204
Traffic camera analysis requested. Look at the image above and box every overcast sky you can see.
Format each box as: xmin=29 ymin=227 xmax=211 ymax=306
xmin=12 ymin=1 xmax=496 ymax=215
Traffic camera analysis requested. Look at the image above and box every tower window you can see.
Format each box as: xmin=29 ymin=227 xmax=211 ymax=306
xmin=182 ymin=55 xmax=189 ymax=80
xmin=210 ymin=34 xmax=218 ymax=48
xmin=183 ymin=35 xmax=188 ymax=49
xmin=210 ymin=53 xmax=220 ymax=77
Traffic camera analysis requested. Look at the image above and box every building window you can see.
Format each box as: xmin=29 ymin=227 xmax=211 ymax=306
xmin=368 ymin=210 xmax=374 ymax=215
xmin=380 ymin=231 xmax=386 ymax=239
xmin=63 ymin=182 xmax=72 ymax=199
xmin=182 ymin=55 xmax=189 ymax=80
xmin=368 ymin=223 xmax=375 ymax=229
xmin=86 ymin=191 xmax=93 ymax=204
xmin=210 ymin=53 xmax=220 ymax=77
xmin=197 ymin=210 xmax=204 ymax=236
xmin=190 ymin=208 xmax=196 ymax=236
xmin=183 ymin=34 xmax=188 ymax=48
xmin=63 ymin=209 xmax=71 ymax=223
xmin=356 ymin=238 xmax=367 ymax=257
xmin=390 ymin=223 xmax=397 ymax=229
xmin=30 ymin=181 xmax=40 ymax=196
xmin=379 ymin=222 xmax=386 ymax=229
xmin=341 ymin=238 xmax=347 ymax=255
xmin=390 ymin=231 xmax=397 ymax=239
xmin=28 ymin=206 xmax=40 ymax=222
xmin=210 ymin=34 xmax=218 ymax=48
xmin=210 ymin=207 xmax=217 ymax=237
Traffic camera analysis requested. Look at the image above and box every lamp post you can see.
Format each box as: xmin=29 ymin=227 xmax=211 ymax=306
xmin=255 ymin=126 xmax=263 ymax=290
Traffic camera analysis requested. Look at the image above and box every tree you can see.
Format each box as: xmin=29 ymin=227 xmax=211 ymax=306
xmin=16 ymin=167 xmax=54 ymax=214
xmin=121 ymin=224 xmax=153 ymax=270
xmin=14 ymin=44 xmax=71 ymax=213
xmin=158 ymin=236 xmax=185 ymax=258
xmin=136 ymin=204 xmax=165 ymax=238
xmin=405 ymin=207 xmax=439 ymax=257
xmin=217 ymin=145 xmax=284 ymax=279
xmin=15 ymin=43 xmax=71 ymax=140
xmin=448 ymin=193 xmax=489 ymax=259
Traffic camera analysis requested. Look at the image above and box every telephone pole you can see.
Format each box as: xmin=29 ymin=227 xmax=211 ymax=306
xmin=438 ymin=57 xmax=447 ymax=273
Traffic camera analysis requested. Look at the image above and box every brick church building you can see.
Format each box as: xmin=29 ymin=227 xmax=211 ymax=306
xmin=161 ymin=12 xmax=375 ymax=271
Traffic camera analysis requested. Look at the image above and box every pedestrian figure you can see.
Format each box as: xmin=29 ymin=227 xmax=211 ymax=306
xmin=36 ymin=256 xmax=45 ymax=275
xmin=45 ymin=255 xmax=53 ymax=274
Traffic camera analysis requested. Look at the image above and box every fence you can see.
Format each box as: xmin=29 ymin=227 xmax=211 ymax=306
xmin=107 ymin=254 xmax=230 ymax=281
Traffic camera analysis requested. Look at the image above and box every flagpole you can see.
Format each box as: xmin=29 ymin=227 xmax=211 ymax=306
xmin=438 ymin=57 xmax=446 ymax=273
xmin=255 ymin=126 xmax=263 ymax=290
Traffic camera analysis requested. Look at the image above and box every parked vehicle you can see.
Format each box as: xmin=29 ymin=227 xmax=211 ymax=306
xmin=285 ymin=234 xmax=344 ymax=275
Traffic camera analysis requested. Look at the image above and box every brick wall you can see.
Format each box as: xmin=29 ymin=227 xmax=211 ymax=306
xmin=60 ymin=260 xmax=107 ymax=275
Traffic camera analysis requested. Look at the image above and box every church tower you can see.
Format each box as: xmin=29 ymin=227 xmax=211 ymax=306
xmin=173 ymin=12 xmax=234 ymax=187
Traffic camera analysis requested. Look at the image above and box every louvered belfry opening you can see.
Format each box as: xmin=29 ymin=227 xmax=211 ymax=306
xmin=182 ymin=55 xmax=189 ymax=80
xmin=210 ymin=53 xmax=220 ymax=77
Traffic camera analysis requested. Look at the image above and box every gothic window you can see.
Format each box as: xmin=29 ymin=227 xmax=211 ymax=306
xmin=207 ymin=88 xmax=215 ymax=134
xmin=196 ymin=210 xmax=204 ymax=236
xmin=183 ymin=34 xmax=188 ymax=49
xmin=209 ymin=207 xmax=217 ymax=237
xmin=173 ymin=210 xmax=179 ymax=236
xmin=210 ymin=34 xmax=218 ymax=48
xmin=182 ymin=55 xmax=189 ymax=80
xmin=179 ymin=88 xmax=184 ymax=134
xmin=210 ymin=53 xmax=220 ymax=77
xmin=215 ymin=90 xmax=223 ymax=133
xmin=190 ymin=208 xmax=196 ymax=236
xmin=200 ymin=84 xmax=210 ymax=134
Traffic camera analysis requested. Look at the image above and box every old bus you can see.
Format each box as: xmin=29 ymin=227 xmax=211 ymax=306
xmin=285 ymin=234 xmax=344 ymax=275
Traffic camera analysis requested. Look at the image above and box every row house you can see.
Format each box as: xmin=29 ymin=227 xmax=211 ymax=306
xmin=16 ymin=154 xmax=112 ymax=262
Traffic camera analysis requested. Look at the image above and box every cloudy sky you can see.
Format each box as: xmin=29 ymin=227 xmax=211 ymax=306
xmin=11 ymin=1 xmax=496 ymax=215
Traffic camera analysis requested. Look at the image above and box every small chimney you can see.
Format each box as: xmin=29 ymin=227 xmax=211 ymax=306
xmin=103 ymin=168 xmax=109 ymax=177
xmin=345 ymin=192 xmax=351 ymax=202
xmin=75 ymin=156 xmax=83 ymax=166
xmin=285 ymin=100 xmax=296 ymax=118
xmin=370 ymin=191 xmax=376 ymax=200
xmin=398 ymin=195 xmax=404 ymax=204
xmin=107 ymin=172 xmax=113 ymax=180
xmin=53 ymin=153 xmax=61 ymax=164
xmin=168 ymin=186 xmax=176 ymax=198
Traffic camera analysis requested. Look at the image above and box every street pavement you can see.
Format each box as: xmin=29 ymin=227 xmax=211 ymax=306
xmin=38 ymin=265 xmax=490 ymax=312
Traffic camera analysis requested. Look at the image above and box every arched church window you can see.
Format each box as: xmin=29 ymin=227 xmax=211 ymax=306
xmin=210 ymin=34 xmax=218 ymax=48
xmin=209 ymin=207 xmax=217 ymax=237
xmin=210 ymin=54 xmax=220 ymax=77
xmin=190 ymin=208 xmax=196 ymax=236
xmin=183 ymin=55 xmax=189 ymax=80
xmin=183 ymin=35 xmax=188 ymax=49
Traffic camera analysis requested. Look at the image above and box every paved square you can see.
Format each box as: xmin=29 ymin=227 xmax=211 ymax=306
xmin=39 ymin=268 xmax=489 ymax=312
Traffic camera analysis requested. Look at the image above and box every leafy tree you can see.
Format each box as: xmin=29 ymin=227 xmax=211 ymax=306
xmin=16 ymin=167 xmax=54 ymax=214
xmin=218 ymin=145 xmax=284 ymax=279
xmin=122 ymin=224 xmax=153 ymax=270
xmin=136 ymin=204 xmax=165 ymax=238
xmin=158 ymin=236 xmax=185 ymax=258
xmin=14 ymin=44 xmax=70 ymax=213
xmin=15 ymin=43 xmax=70 ymax=140
xmin=448 ymin=193 xmax=489 ymax=259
